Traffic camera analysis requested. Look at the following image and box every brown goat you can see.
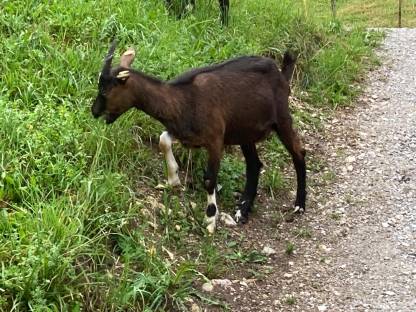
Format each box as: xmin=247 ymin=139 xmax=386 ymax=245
xmin=92 ymin=42 xmax=306 ymax=233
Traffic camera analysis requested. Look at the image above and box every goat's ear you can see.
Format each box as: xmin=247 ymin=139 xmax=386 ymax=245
xmin=116 ymin=70 xmax=130 ymax=83
xmin=120 ymin=48 xmax=135 ymax=68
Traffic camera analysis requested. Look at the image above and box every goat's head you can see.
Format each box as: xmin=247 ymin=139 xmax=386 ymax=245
xmin=92 ymin=41 xmax=137 ymax=124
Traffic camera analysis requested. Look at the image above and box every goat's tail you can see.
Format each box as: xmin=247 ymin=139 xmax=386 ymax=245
xmin=281 ymin=51 xmax=297 ymax=82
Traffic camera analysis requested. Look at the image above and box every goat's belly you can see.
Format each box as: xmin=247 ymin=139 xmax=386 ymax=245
xmin=224 ymin=128 xmax=272 ymax=145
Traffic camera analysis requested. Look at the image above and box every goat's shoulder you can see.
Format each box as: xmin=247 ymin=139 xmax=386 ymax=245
xmin=193 ymin=72 xmax=218 ymax=87
xmin=168 ymin=65 xmax=219 ymax=86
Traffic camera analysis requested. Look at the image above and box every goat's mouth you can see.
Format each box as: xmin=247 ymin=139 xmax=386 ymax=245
xmin=104 ymin=112 xmax=121 ymax=124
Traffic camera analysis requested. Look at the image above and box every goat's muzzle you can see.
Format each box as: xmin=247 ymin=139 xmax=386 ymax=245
xmin=91 ymin=106 xmax=102 ymax=119
xmin=104 ymin=112 xmax=120 ymax=124
xmin=91 ymin=95 xmax=105 ymax=118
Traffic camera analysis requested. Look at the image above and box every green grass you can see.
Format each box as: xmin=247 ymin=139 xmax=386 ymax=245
xmin=0 ymin=0 xmax=382 ymax=310
xmin=293 ymin=227 xmax=313 ymax=239
xmin=285 ymin=242 xmax=296 ymax=255
xmin=285 ymin=295 xmax=297 ymax=305
xmin=335 ymin=0 xmax=416 ymax=28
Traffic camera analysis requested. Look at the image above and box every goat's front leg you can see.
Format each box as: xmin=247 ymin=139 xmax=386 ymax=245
xmin=235 ymin=143 xmax=263 ymax=224
xmin=204 ymin=143 xmax=222 ymax=234
xmin=159 ymin=131 xmax=180 ymax=186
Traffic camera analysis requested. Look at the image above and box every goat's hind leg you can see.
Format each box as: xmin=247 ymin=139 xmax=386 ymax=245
xmin=235 ymin=143 xmax=263 ymax=224
xmin=274 ymin=119 xmax=307 ymax=213
xmin=159 ymin=131 xmax=181 ymax=186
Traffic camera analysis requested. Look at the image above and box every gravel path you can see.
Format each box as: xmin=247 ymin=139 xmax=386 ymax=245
xmin=204 ymin=28 xmax=416 ymax=312
xmin=307 ymin=27 xmax=416 ymax=312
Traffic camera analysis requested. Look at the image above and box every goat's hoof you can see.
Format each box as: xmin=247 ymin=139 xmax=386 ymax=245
xmin=206 ymin=221 xmax=216 ymax=234
xmin=205 ymin=214 xmax=218 ymax=234
xmin=293 ymin=206 xmax=305 ymax=214
xmin=234 ymin=209 xmax=248 ymax=224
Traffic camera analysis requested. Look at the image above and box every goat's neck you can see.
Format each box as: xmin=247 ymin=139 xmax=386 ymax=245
xmin=130 ymin=72 xmax=182 ymax=124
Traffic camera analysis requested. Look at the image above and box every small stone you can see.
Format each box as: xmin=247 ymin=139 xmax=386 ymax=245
xmin=283 ymin=273 xmax=293 ymax=279
xmin=220 ymin=212 xmax=237 ymax=226
xmin=175 ymin=224 xmax=181 ymax=231
xmin=239 ymin=281 xmax=248 ymax=287
xmin=346 ymin=156 xmax=356 ymax=163
xmin=384 ymin=291 xmax=395 ymax=296
xmin=318 ymin=304 xmax=327 ymax=311
xmin=212 ymin=279 xmax=232 ymax=288
xmin=319 ymin=244 xmax=331 ymax=252
xmin=191 ymin=303 xmax=201 ymax=312
xmin=262 ymin=246 xmax=277 ymax=256
xmin=337 ymin=207 xmax=346 ymax=214
xmin=202 ymin=282 xmax=213 ymax=292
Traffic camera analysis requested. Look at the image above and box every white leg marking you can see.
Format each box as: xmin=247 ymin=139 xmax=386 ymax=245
xmin=205 ymin=192 xmax=218 ymax=234
xmin=234 ymin=209 xmax=242 ymax=223
xmin=159 ymin=131 xmax=180 ymax=186
xmin=293 ymin=206 xmax=304 ymax=213
xmin=234 ymin=200 xmax=246 ymax=223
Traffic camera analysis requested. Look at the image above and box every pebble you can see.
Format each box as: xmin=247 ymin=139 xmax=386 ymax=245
xmin=220 ymin=212 xmax=237 ymax=226
xmin=202 ymin=282 xmax=213 ymax=292
xmin=212 ymin=279 xmax=232 ymax=288
xmin=191 ymin=304 xmax=201 ymax=312
xmin=318 ymin=305 xmax=327 ymax=311
xmin=262 ymin=246 xmax=277 ymax=256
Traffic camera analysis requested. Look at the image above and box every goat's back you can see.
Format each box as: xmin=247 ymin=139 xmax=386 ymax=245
xmin=169 ymin=56 xmax=281 ymax=85
xmin=169 ymin=56 xmax=290 ymax=146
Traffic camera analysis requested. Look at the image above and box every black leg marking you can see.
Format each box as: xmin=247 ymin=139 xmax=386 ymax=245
xmin=206 ymin=203 xmax=217 ymax=217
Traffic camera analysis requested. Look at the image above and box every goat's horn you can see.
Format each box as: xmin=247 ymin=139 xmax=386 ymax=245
xmin=116 ymin=70 xmax=130 ymax=79
xmin=102 ymin=40 xmax=117 ymax=75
